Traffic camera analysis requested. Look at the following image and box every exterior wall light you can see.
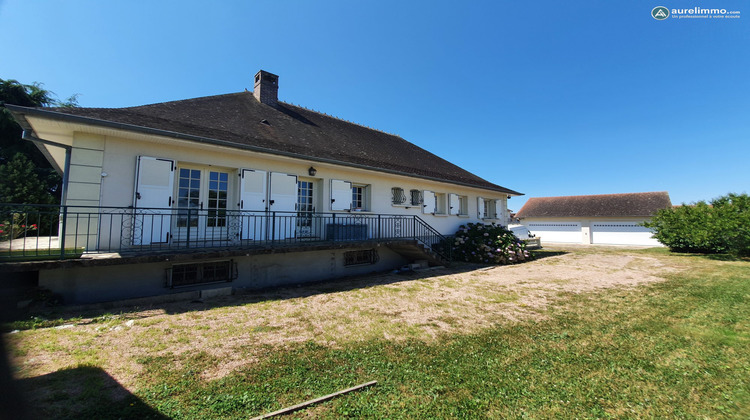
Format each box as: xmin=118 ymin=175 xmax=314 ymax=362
xmin=308 ymin=166 xmax=317 ymax=176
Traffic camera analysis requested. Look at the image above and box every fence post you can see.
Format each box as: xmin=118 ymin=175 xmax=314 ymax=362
xmin=271 ymin=211 xmax=276 ymax=244
xmin=377 ymin=214 xmax=381 ymax=240
xmin=59 ymin=205 xmax=68 ymax=260
xmin=186 ymin=207 xmax=192 ymax=247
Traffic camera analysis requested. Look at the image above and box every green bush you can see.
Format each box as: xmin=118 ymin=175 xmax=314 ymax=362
xmin=452 ymin=223 xmax=531 ymax=264
xmin=644 ymin=193 xmax=750 ymax=256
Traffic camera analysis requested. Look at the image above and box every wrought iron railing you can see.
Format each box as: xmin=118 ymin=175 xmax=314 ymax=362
xmin=0 ymin=204 xmax=451 ymax=262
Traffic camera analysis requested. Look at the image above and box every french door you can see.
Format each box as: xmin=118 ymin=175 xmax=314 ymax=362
xmin=296 ymin=180 xmax=315 ymax=238
xmin=175 ymin=166 xmax=232 ymax=242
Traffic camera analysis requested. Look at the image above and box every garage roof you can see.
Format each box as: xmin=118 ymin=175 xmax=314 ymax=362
xmin=516 ymin=192 xmax=672 ymax=218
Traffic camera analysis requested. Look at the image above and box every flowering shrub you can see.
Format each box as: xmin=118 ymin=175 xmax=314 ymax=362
xmin=452 ymin=223 xmax=531 ymax=264
xmin=0 ymin=214 xmax=38 ymax=241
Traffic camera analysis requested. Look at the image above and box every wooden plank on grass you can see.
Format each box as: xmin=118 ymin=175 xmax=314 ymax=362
xmin=249 ymin=380 xmax=377 ymax=419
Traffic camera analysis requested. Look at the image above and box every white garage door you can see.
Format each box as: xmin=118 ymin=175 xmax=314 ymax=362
xmin=591 ymin=222 xmax=660 ymax=246
xmin=527 ymin=222 xmax=582 ymax=243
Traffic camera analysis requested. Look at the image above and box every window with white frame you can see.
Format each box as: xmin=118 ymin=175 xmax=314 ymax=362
xmin=484 ymin=199 xmax=497 ymax=219
xmin=391 ymin=187 xmax=407 ymax=205
xmin=449 ymin=194 xmax=468 ymax=216
xmin=351 ymin=184 xmax=370 ymax=211
xmin=435 ymin=192 xmax=447 ymax=215
xmin=422 ymin=190 xmax=436 ymax=214
xmin=458 ymin=195 xmax=468 ymax=215
xmin=331 ymin=180 xmax=370 ymax=211
xmin=478 ymin=197 xmax=499 ymax=219
xmin=478 ymin=197 xmax=502 ymax=219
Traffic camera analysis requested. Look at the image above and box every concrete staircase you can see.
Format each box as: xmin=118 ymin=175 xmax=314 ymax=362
xmin=386 ymin=240 xmax=450 ymax=267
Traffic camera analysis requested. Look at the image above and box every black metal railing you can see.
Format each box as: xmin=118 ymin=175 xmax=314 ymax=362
xmin=0 ymin=204 xmax=451 ymax=262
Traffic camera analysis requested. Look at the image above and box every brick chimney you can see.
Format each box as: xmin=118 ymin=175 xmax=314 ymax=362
xmin=253 ymin=70 xmax=279 ymax=106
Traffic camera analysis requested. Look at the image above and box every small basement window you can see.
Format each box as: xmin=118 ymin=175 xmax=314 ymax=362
xmin=166 ymin=260 xmax=237 ymax=288
xmin=344 ymin=249 xmax=380 ymax=266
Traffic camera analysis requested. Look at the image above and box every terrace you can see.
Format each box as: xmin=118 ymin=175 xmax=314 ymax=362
xmin=0 ymin=204 xmax=451 ymax=267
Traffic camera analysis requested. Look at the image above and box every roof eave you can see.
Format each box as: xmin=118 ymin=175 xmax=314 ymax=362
xmin=4 ymin=104 xmax=522 ymax=195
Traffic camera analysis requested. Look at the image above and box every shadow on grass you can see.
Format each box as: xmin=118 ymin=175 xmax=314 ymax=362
xmin=18 ymin=365 xmax=168 ymax=420
xmin=530 ymin=249 xmax=569 ymax=261
xmin=635 ymin=247 xmax=750 ymax=262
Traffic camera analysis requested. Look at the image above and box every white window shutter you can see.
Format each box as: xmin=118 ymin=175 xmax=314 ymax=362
xmin=133 ymin=156 xmax=174 ymax=245
xmin=269 ymin=172 xmax=297 ymax=212
xmin=422 ymin=190 xmax=436 ymax=214
xmin=269 ymin=172 xmax=298 ymax=240
xmin=448 ymin=193 xmax=459 ymax=215
xmin=477 ymin=197 xmax=485 ymax=219
xmin=331 ymin=179 xmax=352 ymax=211
xmin=239 ymin=169 xmax=267 ymax=211
xmin=239 ymin=169 xmax=268 ymax=241
xmin=495 ymin=199 xmax=506 ymax=224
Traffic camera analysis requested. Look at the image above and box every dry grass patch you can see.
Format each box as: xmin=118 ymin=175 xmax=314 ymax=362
xmin=6 ymin=249 xmax=680 ymax=387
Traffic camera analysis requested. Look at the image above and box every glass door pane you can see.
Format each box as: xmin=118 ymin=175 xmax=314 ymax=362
xmin=177 ymin=168 xmax=201 ymax=228
xmin=297 ymin=180 xmax=314 ymax=237
xmin=207 ymin=171 xmax=229 ymax=228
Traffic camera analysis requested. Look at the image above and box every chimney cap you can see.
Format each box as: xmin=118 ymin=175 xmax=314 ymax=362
xmin=254 ymin=70 xmax=278 ymax=85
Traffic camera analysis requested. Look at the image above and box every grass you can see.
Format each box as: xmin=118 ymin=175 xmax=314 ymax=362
xmin=0 ymin=247 xmax=85 ymax=261
xmin=5 ymin=247 xmax=750 ymax=418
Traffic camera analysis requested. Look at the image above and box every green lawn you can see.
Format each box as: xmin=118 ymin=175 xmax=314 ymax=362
xmin=0 ymin=247 xmax=84 ymax=261
xmin=6 ymin=248 xmax=750 ymax=418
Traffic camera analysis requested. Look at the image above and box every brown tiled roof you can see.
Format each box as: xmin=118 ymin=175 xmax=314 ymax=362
xmin=19 ymin=92 xmax=520 ymax=194
xmin=515 ymin=192 xmax=672 ymax=218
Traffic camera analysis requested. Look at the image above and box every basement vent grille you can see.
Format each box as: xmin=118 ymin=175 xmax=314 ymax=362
xmin=166 ymin=260 xmax=237 ymax=288
xmin=344 ymin=249 xmax=379 ymax=266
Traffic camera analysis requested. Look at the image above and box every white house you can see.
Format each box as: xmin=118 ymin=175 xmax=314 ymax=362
xmin=514 ymin=192 xmax=671 ymax=246
xmin=3 ymin=70 xmax=521 ymax=304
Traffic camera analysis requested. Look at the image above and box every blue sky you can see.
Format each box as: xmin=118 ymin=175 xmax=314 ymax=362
xmin=1 ymin=0 xmax=747 ymax=210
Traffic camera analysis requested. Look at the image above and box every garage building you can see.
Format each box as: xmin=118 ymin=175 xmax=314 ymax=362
xmin=514 ymin=192 xmax=672 ymax=246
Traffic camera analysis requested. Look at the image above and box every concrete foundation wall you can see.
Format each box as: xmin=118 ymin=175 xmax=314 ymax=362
xmin=39 ymin=245 xmax=408 ymax=304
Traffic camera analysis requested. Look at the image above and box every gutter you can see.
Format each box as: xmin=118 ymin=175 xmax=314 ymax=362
xmin=4 ymin=104 xmax=523 ymax=196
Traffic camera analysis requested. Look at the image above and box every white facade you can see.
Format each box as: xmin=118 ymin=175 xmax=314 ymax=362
xmin=25 ymin=117 xmax=513 ymax=250
xmin=10 ymin=82 xmax=521 ymax=304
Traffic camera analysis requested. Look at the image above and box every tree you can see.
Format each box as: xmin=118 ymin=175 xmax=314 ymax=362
xmin=0 ymin=79 xmax=66 ymax=204
xmin=644 ymin=193 xmax=750 ymax=256
xmin=0 ymin=153 xmax=57 ymax=205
